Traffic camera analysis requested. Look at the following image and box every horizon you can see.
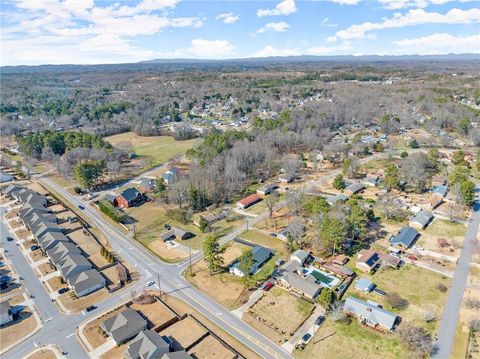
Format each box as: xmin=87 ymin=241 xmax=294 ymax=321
xmin=1 ymin=0 xmax=480 ymax=66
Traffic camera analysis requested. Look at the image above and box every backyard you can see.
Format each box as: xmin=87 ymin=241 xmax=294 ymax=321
xmin=245 ymin=286 xmax=314 ymax=343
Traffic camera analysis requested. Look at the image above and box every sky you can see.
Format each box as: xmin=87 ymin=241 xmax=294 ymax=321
xmin=1 ymin=0 xmax=479 ymax=66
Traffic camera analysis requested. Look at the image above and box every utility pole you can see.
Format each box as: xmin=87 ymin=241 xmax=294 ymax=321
xmin=189 ymin=246 xmax=192 ymax=276
xmin=157 ymin=272 xmax=162 ymax=297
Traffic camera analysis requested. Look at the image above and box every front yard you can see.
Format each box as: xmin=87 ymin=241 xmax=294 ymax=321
xmin=244 ymin=286 xmax=314 ymax=344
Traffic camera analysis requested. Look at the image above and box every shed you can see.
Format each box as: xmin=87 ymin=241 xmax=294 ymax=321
xmin=355 ymin=277 xmax=375 ymax=292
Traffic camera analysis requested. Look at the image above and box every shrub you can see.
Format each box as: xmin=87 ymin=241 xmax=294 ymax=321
xmin=386 ymin=292 xmax=408 ymax=309
xmin=166 ymin=208 xmax=190 ymax=224
xmin=435 ymin=283 xmax=448 ymax=293
xmin=98 ymin=200 xmax=124 ymax=223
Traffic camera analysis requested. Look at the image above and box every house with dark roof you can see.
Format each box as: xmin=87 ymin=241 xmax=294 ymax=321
xmin=236 ymin=194 xmax=261 ymax=209
xmin=162 ymin=167 xmax=179 ymax=185
xmin=389 ymin=226 xmax=420 ymax=249
xmin=117 ymin=188 xmax=144 ymax=208
xmin=327 ymin=194 xmax=347 ymax=206
xmin=230 ymin=246 xmax=273 ymax=277
xmin=161 ymin=352 xmax=192 ymax=359
xmin=46 ymin=242 xmax=81 ymax=264
xmin=257 ymin=184 xmax=275 ymax=195
xmin=38 ymin=231 xmax=70 ymax=251
xmin=344 ymin=183 xmax=365 ymax=197
xmin=2 ymin=184 xmax=24 ymax=198
xmin=139 ymin=178 xmax=157 ymax=193
xmin=159 ymin=227 xmax=193 ymax=242
xmin=344 ymin=296 xmax=399 ymax=331
xmin=57 ymin=254 xmax=92 ymax=279
xmin=101 ymin=308 xmax=147 ymax=345
xmin=125 ymin=330 xmax=172 ymax=359
xmin=356 ymin=249 xmax=381 ymax=273
xmin=409 ymin=210 xmax=434 ymax=230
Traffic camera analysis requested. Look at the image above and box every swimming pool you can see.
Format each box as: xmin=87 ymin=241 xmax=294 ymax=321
xmin=302 ymin=267 xmax=340 ymax=288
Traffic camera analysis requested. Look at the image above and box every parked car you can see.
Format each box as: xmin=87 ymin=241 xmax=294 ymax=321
xmin=85 ymin=305 xmax=96 ymax=312
xmin=6 ymin=236 xmax=14 ymax=242
xmin=270 ymin=233 xmax=277 ymax=237
xmin=301 ymin=332 xmax=313 ymax=345
xmin=407 ymin=255 xmax=418 ymax=261
xmin=30 ymin=245 xmax=40 ymax=251
xmin=262 ymin=281 xmax=274 ymax=291
xmin=58 ymin=287 xmax=69 ymax=294
xmin=78 ymin=204 xmax=85 ymax=210
xmin=314 ymin=316 xmax=325 ymax=326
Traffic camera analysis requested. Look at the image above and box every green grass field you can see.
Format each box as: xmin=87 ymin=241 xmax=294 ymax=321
xmin=424 ymin=219 xmax=467 ymax=239
xmin=105 ymin=132 xmax=200 ymax=168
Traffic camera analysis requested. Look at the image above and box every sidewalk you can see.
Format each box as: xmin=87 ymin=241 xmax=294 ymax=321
xmin=231 ymin=287 xmax=265 ymax=319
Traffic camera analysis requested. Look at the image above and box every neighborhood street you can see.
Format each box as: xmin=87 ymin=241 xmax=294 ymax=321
xmin=433 ymin=189 xmax=480 ymax=359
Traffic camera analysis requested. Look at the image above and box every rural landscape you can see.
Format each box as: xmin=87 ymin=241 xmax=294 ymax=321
xmin=1 ymin=1 xmax=479 ymax=359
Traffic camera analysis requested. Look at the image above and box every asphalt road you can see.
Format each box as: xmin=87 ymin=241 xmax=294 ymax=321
xmin=432 ymin=189 xmax=480 ymax=359
xmin=37 ymin=177 xmax=293 ymax=359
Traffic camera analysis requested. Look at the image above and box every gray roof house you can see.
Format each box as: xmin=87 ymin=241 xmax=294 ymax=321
xmin=355 ymin=277 xmax=375 ymax=292
xmin=38 ymin=231 xmax=70 ymax=251
xmin=46 ymin=242 xmax=81 ymax=264
xmin=0 ymin=300 xmax=13 ymax=326
xmin=126 ymin=330 xmax=171 ymax=359
xmin=159 ymin=227 xmax=193 ymax=242
xmin=344 ymin=183 xmax=365 ymax=196
xmin=161 ymin=352 xmax=192 ymax=359
xmin=19 ymin=205 xmax=50 ymax=222
xmin=277 ymin=272 xmax=322 ymax=301
xmin=291 ymin=250 xmax=310 ymax=266
xmin=101 ymin=308 xmax=148 ymax=345
xmin=162 ymin=167 xmax=179 ymax=185
xmin=139 ymin=178 xmax=157 ymax=193
xmin=257 ymin=184 xmax=275 ymax=195
xmin=57 ymin=254 xmax=92 ymax=279
xmin=409 ymin=210 xmax=434 ymax=230
xmin=389 ymin=226 xmax=420 ymax=249
xmin=344 ymin=296 xmax=398 ymax=331
xmin=67 ymin=269 xmax=105 ymax=297
xmin=2 ymin=184 xmax=23 ymax=198
xmin=230 ymin=246 xmax=273 ymax=277
xmin=327 ymin=194 xmax=347 ymax=206
xmin=33 ymin=221 xmax=64 ymax=240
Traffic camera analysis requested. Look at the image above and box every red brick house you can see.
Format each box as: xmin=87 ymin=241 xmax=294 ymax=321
xmin=116 ymin=188 xmax=143 ymax=208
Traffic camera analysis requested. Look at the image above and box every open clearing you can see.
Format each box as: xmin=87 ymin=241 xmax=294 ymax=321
xmin=104 ymin=132 xmax=200 ymax=168
xmin=245 ymin=286 xmax=314 ymax=343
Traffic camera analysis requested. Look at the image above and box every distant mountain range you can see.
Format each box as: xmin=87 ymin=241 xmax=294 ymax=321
xmin=2 ymin=53 xmax=478 ymax=74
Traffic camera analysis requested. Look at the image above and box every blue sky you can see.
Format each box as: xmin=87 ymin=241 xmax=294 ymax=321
xmin=1 ymin=0 xmax=479 ymax=65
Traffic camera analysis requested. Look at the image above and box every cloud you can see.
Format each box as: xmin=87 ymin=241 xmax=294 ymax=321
xmin=215 ymin=12 xmax=239 ymax=24
xmin=257 ymin=0 xmax=297 ymax=17
xmin=379 ymin=0 xmax=476 ymax=10
xmin=253 ymin=41 xmax=353 ymax=57
xmin=328 ymin=7 xmax=480 ymax=42
xmin=321 ymin=17 xmax=338 ymax=27
xmin=392 ymin=32 xmax=480 ymax=54
xmin=326 ymin=0 xmax=361 ymax=4
xmin=256 ymin=22 xmax=290 ymax=33
xmin=188 ymin=39 xmax=235 ymax=58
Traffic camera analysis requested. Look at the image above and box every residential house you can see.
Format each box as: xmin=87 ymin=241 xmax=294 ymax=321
xmin=57 ymin=254 xmax=92 ymax=279
xmin=102 ymin=193 xmax=117 ymax=206
xmin=0 ymin=300 xmax=13 ymax=326
xmin=33 ymin=221 xmax=64 ymax=240
xmin=327 ymin=194 xmax=347 ymax=206
xmin=426 ymin=193 xmax=443 ymax=210
xmin=389 ymin=226 xmax=419 ymax=249
xmin=117 ymin=188 xmax=143 ymax=208
xmin=409 ymin=210 xmax=434 ymax=230
xmin=230 ymin=246 xmax=273 ymax=277
xmin=257 ymin=184 xmax=275 ymax=196
xmin=378 ymin=252 xmax=402 ymax=269
xmin=277 ymin=272 xmax=322 ymax=301
xmin=46 ymin=242 xmax=81 ymax=264
xmin=101 ymin=308 xmax=148 ymax=345
xmin=37 ymin=231 xmax=70 ymax=251
xmin=356 ymin=249 xmax=381 ymax=273
xmin=291 ymin=250 xmax=311 ymax=266
xmin=344 ymin=296 xmax=398 ymax=331
xmin=159 ymin=227 xmax=193 ymax=242
xmin=0 ymin=172 xmax=13 ymax=183
xmin=161 ymin=351 xmax=192 ymax=359
xmin=344 ymin=183 xmax=365 ymax=197
xmin=279 ymin=174 xmax=295 ymax=184
xmin=431 ymin=175 xmax=447 ymax=187
xmin=125 ymin=330 xmax=172 ymax=359
xmin=162 ymin=167 xmax=179 ymax=186
xmin=236 ymin=194 xmax=261 ymax=210
xmin=67 ymin=269 xmax=105 ymax=297
xmin=139 ymin=178 xmax=157 ymax=193
xmin=2 ymin=184 xmax=24 ymax=198
xmin=432 ymin=185 xmax=448 ymax=198
xmin=363 ymin=176 xmax=380 ymax=187
xmin=355 ymin=278 xmax=375 ymax=292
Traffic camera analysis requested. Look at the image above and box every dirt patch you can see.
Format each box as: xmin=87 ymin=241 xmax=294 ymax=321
xmin=0 ymin=309 xmax=38 ymax=349
xmin=160 ymin=316 xmax=208 ymax=350
xmin=24 ymin=349 xmax=57 ymax=359
xmin=37 ymin=262 xmax=57 ymax=277
xmin=247 ymin=287 xmax=314 ymax=343
xmin=8 ymin=294 xmax=27 ymax=306
xmin=189 ymin=335 xmax=236 ymax=359
xmin=82 ymin=305 xmax=127 ymax=349
xmin=100 ymin=345 xmax=125 ymax=359
xmin=29 ymin=250 xmax=46 ymax=262
xmin=14 ymin=228 xmax=31 ymax=240
xmin=130 ymin=300 xmax=177 ymax=328
xmin=8 ymin=219 xmax=24 ymax=229
xmin=47 ymin=276 xmax=65 ymax=292
xmin=145 ymin=238 xmax=189 ymax=262
xmin=5 ymin=210 xmax=18 ymax=219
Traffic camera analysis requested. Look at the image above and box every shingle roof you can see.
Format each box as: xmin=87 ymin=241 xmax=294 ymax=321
xmin=46 ymin=242 xmax=81 ymax=264
xmin=345 ymin=182 xmax=365 ymax=194
xmin=68 ymin=269 xmax=105 ymax=295
xmin=237 ymin=194 xmax=261 ymax=208
xmin=357 ymin=250 xmax=381 ymax=268
xmin=38 ymin=231 xmax=70 ymax=251
xmin=57 ymin=254 xmax=92 ymax=279
xmin=278 ymin=272 xmax=322 ymax=298
xmin=432 ymin=185 xmax=448 ymax=197
xmin=389 ymin=226 xmax=419 ymax=248
xmin=119 ymin=187 xmax=142 ymax=202
xmin=410 ymin=210 xmax=434 ymax=228
xmin=291 ymin=249 xmax=310 ymax=264
xmin=102 ymin=308 xmax=147 ymax=344
xmin=355 ymin=277 xmax=375 ymax=292
xmin=344 ymin=296 xmax=398 ymax=330
xmin=161 ymin=351 xmax=192 ymax=359
xmin=126 ymin=329 xmax=170 ymax=359
xmin=0 ymin=300 xmax=11 ymax=315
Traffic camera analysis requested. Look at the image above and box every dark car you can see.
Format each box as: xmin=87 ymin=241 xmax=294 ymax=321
xmin=58 ymin=287 xmax=69 ymax=294
xmin=315 ymin=316 xmax=325 ymax=326
xmin=78 ymin=204 xmax=85 ymax=210
xmin=31 ymin=245 xmax=40 ymax=251
xmin=86 ymin=305 xmax=96 ymax=312
xmin=270 ymin=233 xmax=277 ymax=237
xmin=6 ymin=237 xmax=14 ymax=242
xmin=301 ymin=333 xmax=312 ymax=344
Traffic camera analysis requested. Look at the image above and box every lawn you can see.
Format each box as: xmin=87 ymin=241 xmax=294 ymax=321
xmin=239 ymin=230 xmax=290 ymax=259
xmin=424 ymin=219 xmax=467 ymax=239
xmin=345 ymin=264 xmax=451 ymax=332
xmin=104 ymin=132 xmax=200 ymax=168
xmin=58 ymin=288 xmax=109 ymax=313
xmin=245 ymin=286 xmax=314 ymax=343
xmin=293 ymin=317 xmax=406 ymax=359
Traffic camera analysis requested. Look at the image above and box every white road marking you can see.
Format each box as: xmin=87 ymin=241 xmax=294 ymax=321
xmin=66 ymin=332 xmax=75 ymax=339
xmin=45 ymin=317 xmax=52 ymax=322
